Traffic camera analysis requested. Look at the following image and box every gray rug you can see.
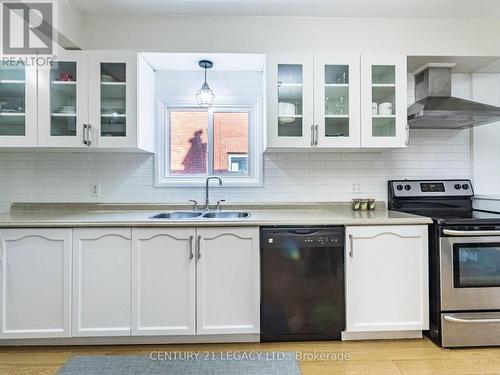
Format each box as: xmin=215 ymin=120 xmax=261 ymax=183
xmin=57 ymin=353 xmax=301 ymax=374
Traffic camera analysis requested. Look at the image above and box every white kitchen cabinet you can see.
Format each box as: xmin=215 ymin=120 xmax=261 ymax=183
xmin=0 ymin=229 xmax=71 ymax=339
xmin=314 ymin=55 xmax=361 ymax=148
xmin=266 ymin=53 xmax=407 ymax=150
xmin=266 ymin=54 xmax=314 ymax=148
xmin=345 ymin=225 xmax=428 ymax=333
xmin=38 ymin=50 xmax=89 ymax=147
xmin=0 ymin=60 xmax=37 ymax=147
xmin=360 ymin=55 xmax=408 ymax=148
xmin=72 ymin=228 xmax=132 ymax=337
xmin=131 ymin=228 xmax=196 ymax=336
xmin=196 ymin=227 xmax=260 ymax=335
xmin=88 ymin=50 xmax=137 ymax=149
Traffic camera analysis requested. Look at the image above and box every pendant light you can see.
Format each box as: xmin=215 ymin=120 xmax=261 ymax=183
xmin=196 ymin=60 xmax=215 ymax=108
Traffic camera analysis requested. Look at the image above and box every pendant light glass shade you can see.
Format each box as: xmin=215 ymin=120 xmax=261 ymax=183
xmin=196 ymin=60 xmax=215 ymax=108
xmin=196 ymin=82 xmax=215 ymax=108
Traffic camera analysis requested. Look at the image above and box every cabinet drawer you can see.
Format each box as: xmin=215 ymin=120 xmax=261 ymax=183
xmin=442 ymin=312 xmax=500 ymax=347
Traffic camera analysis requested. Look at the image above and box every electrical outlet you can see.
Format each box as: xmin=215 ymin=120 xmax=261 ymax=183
xmin=351 ymin=182 xmax=362 ymax=194
xmin=90 ymin=183 xmax=101 ymax=197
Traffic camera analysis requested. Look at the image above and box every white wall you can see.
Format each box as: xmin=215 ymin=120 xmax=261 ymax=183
xmin=471 ymin=74 xmax=500 ymax=197
xmin=0 ymin=131 xmax=470 ymax=210
xmin=0 ymin=72 xmax=472 ymax=210
xmin=83 ymin=14 xmax=500 ymax=56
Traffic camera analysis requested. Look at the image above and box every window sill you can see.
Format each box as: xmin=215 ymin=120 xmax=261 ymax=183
xmin=154 ymin=177 xmax=263 ymax=188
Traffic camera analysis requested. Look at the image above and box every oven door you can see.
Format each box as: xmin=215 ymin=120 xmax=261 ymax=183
xmin=440 ymin=230 xmax=500 ymax=311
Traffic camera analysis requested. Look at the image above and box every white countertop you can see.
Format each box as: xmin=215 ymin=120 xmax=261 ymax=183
xmin=0 ymin=202 xmax=432 ymax=227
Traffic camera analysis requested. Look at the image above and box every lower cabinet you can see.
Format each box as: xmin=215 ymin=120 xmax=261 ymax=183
xmin=196 ymin=227 xmax=260 ymax=335
xmin=131 ymin=227 xmax=260 ymax=336
xmin=131 ymin=228 xmax=196 ymax=336
xmin=0 ymin=229 xmax=71 ymax=339
xmin=72 ymin=228 xmax=132 ymax=337
xmin=0 ymin=225 xmax=260 ymax=341
xmin=345 ymin=225 xmax=429 ymax=333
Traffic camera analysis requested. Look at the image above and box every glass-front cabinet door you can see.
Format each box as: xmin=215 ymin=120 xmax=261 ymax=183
xmin=266 ymin=55 xmax=314 ymax=148
xmin=314 ymin=55 xmax=360 ymax=148
xmin=361 ymin=55 xmax=407 ymax=148
xmin=38 ymin=51 xmax=88 ymax=147
xmin=0 ymin=60 xmax=37 ymax=146
xmin=88 ymin=51 xmax=137 ymax=148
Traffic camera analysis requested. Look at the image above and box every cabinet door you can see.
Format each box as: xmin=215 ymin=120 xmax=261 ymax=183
xmin=360 ymin=55 xmax=407 ymax=148
xmin=72 ymin=228 xmax=132 ymax=337
xmin=196 ymin=227 xmax=260 ymax=335
xmin=38 ymin=50 xmax=88 ymax=147
xmin=0 ymin=60 xmax=37 ymax=147
xmin=345 ymin=225 xmax=428 ymax=332
xmin=266 ymin=54 xmax=314 ymax=149
xmin=0 ymin=229 xmax=71 ymax=339
xmin=314 ymin=55 xmax=361 ymax=148
xmin=88 ymin=50 xmax=137 ymax=148
xmin=131 ymin=228 xmax=196 ymax=336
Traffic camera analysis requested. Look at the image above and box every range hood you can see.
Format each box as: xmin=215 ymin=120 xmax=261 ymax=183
xmin=407 ymin=64 xmax=500 ymax=129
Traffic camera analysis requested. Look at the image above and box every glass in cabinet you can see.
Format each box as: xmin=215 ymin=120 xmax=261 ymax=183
xmin=0 ymin=60 xmax=37 ymax=146
xmin=361 ymin=55 xmax=407 ymax=148
xmin=266 ymin=55 xmax=314 ymax=148
xmin=314 ymin=55 xmax=360 ymax=147
xmin=38 ymin=51 xmax=88 ymax=147
xmin=89 ymin=51 xmax=137 ymax=148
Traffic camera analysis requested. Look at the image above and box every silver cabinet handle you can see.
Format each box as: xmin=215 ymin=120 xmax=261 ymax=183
xmin=314 ymin=124 xmax=318 ymax=146
xmin=86 ymin=124 xmax=92 ymax=146
xmin=444 ymin=315 xmax=500 ymax=324
xmin=310 ymin=125 xmax=314 ymax=146
xmin=196 ymin=235 xmax=202 ymax=259
xmin=83 ymin=124 xmax=88 ymax=145
xmin=405 ymin=125 xmax=410 ymax=145
xmin=349 ymin=234 xmax=354 ymax=257
xmin=188 ymin=235 xmax=194 ymax=260
xmin=443 ymin=229 xmax=500 ymax=237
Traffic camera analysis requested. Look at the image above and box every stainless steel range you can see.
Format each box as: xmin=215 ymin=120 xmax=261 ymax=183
xmin=388 ymin=179 xmax=500 ymax=347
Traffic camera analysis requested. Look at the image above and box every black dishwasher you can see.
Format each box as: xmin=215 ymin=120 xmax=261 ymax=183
xmin=260 ymin=226 xmax=345 ymax=342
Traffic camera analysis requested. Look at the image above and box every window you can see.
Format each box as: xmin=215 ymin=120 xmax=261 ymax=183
xmin=156 ymin=100 xmax=263 ymax=187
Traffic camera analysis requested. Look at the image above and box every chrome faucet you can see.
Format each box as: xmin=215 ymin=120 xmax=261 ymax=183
xmin=204 ymin=177 xmax=222 ymax=210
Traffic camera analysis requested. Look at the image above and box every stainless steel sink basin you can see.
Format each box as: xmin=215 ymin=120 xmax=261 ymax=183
xmin=202 ymin=211 xmax=250 ymax=219
xmin=150 ymin=212 xmax=203 ymax=219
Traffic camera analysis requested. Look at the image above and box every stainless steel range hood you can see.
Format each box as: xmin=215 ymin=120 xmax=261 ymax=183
xmin=407 ymin=64 xmax=500 ymax=129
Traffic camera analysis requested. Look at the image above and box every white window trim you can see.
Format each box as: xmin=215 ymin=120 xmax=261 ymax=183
xmin=155 ymin=96 xmax=263 ymax=188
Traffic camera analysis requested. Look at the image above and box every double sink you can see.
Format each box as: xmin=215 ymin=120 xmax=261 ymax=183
xmin=150 ymin=211 xmax=250 ymax=220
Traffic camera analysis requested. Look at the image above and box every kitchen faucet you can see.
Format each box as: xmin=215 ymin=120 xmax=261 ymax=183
xmin=204 ymin=177 xmax=222 ymax=210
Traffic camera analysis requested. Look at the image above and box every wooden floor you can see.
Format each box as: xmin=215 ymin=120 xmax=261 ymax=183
xmin=1 ymin=337 xmax=500 ymax=375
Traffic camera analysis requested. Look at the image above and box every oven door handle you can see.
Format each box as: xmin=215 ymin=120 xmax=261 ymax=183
xmin=442 ymin=229 xmax=500 ymax=237
xmin=444 ymin=315 xmax=500 ymax=324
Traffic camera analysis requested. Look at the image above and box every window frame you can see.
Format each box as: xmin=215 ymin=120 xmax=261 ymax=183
xmin=155 ymin=97 xmax=263 ymax=187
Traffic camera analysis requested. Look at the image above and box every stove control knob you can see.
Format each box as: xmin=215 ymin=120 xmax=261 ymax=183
xmin=404 ymin=184 xmax=411 ymax=191
xmin=396 ymin=184 xmax=404 ymax=191
xmin=454 ymin=184 xmax=462 ymax=190
xmin=462 ymin=184 xmax=470 ymax=190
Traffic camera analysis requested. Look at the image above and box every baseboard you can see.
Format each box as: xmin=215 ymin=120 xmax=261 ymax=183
xmin=0 ymin=334 xmax=260 ymax=346
xmin=341 ymin=330 xmax=423 ymax=341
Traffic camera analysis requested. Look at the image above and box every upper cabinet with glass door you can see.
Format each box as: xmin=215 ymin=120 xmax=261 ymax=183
xmin=88 ymin=51 xmax=137 ymax=148
xmin=38 ymin=51 xmax=88 ymax=147
xmin=266 ymin=55 xmax=314 ymax=148
xmin=314 ymin=55 xmax=360 ymax=148
xmin=0 ymin=60 xmax=37 ymax=147
xmin=360 ymin=55 xmax=407 ymax=148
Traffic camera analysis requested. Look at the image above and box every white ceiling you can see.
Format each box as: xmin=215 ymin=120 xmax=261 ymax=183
xmin=73 ymin=0 xmax=500 ymax=19
xmin=141 ymin=53 xmax=266 ymax=71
